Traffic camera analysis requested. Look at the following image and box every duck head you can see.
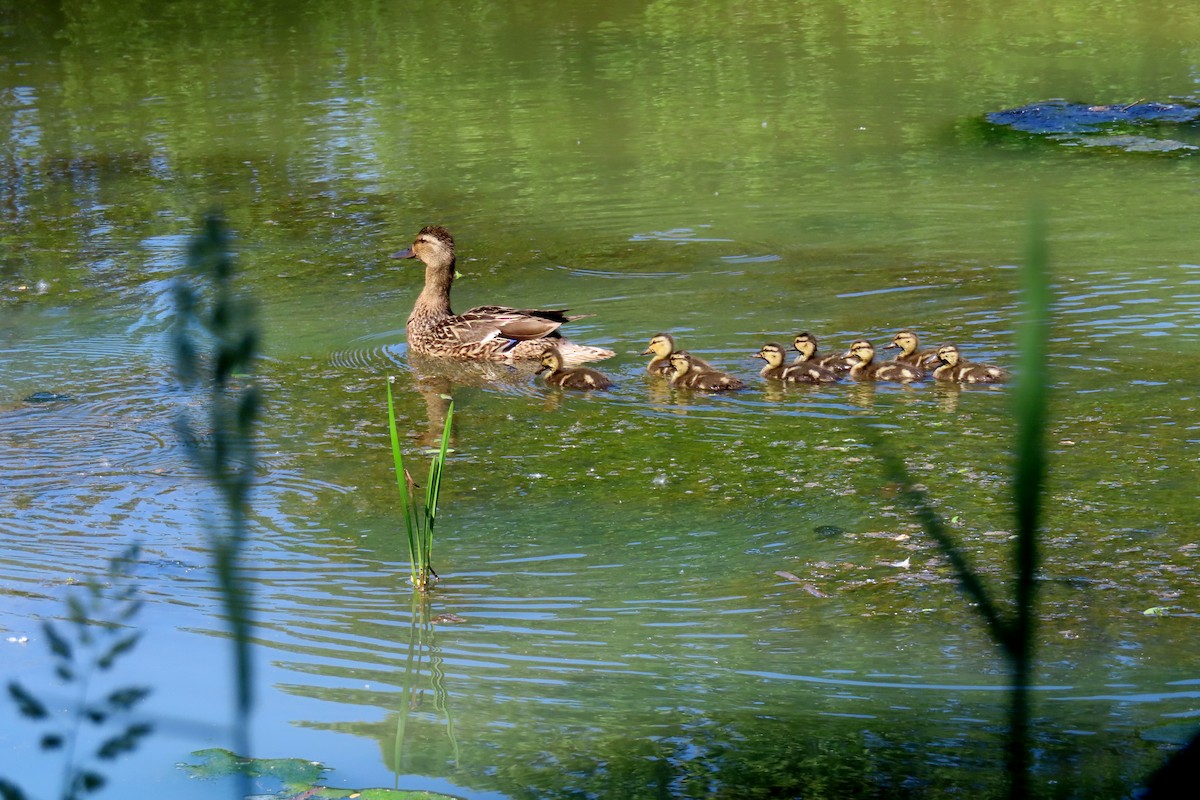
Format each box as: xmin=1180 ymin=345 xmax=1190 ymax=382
xmin=888 ymin=330 xmax=919 ymax=356
xmin=642 ymin=333 xmax=676 ymax=358
xmin=935 ymin=344 xmax=960 ymax=367
xmin=792 ymin=332 xmax=818 ymax=360
xmin=536 ymin=347 xmax=565 ymax=375
xmin=668 ymin=350 xmax=694 ymax=377
xmin=847 ymin=340 xmax=875 ymax=365
xmin=392 ymin=225 xmax=456 ymax=267
xmin=755 ymin=343 xmax=787 ymax=368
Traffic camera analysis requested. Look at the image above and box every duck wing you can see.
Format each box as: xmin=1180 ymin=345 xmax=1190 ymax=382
xmin=458 ymin=305 xmax=584 ymax=342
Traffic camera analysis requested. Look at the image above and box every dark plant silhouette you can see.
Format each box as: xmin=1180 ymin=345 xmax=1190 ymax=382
xmin=1 ymin=545 xmax=151 ymax=800
xmin=871 ymin=211 xmax=1050 ymax=799
xmin=171 ymin=211 xmax=260 ymax=774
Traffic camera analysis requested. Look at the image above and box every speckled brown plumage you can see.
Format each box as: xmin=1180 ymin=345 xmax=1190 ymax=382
xmin=394 ymin=226 xmax=614 ymax=364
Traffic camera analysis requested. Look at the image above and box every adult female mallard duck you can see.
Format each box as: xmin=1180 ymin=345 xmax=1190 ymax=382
xmin=931 ymin=344 xmax=1009 ymax=384
xmin=668 ymin=351 xmax=745 ymax=391
xmin=755 ymin=343 xmax=839 ymax=384
xmin=792 ymin=332 xmax=857 ymax=374
xmin=641 ymin=333 xmax=713 ymax=375
xmin=536 ymin=347 xmax=612 ymax=390
xmin=846 ymin=340 xmax=923 ymax=383
xmin=886 ymin=330 xmax=941 ymax=368
xmin=393 ymin=226 xmax=614 ymax=363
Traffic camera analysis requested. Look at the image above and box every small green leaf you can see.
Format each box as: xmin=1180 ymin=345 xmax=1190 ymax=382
xmin=96 ymin=722 xmax=153 ymax=760
xmin=105 ymin=686 xmax=151 ymax=712
xmin=42 ymin=621 xmax=73 ymax=662
xmin=117 ymin=598 xmax=144 ymax=623
xmin=7 ymin=682 xmax=48 ymax=720
xmin=65 ymin=595 xmax=88 ymax=627
xmin=1143 ymin=606 xmax=1174 ymax=617
xmin=98 ymin=633 xmax=142 ymax=670
xmin=77 ymin=770 xmax=105 ymax=793
xmin=0 ymin=777 xmax=29 ymax=800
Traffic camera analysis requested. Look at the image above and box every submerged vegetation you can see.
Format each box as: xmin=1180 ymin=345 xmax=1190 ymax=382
xmin=387 ymin=380 xmax=454 ymax=592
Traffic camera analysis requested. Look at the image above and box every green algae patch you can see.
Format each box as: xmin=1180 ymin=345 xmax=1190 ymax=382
xmin=982 ymin=99 xmax=1200 ymax=154
xmin=181 ymin=748 xmax=327 ymax=788
xmin=180 ymin=749 xmax=462 ymax=799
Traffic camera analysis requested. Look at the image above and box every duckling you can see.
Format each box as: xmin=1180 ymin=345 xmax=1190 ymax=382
xmin=668 ymin=351 xmax=745 ymax=391
xmin=641 ymin=333 xmax=713 ymax=375
xmin=395 ymin=225 xmax=614 ymax=364
xmin=536 ymin=347 xmax=613 ymax=390
xmin=755 ymin=343 xmax=839 ymax=384
xmin=846 ymin=340 xmax=923 ymax=383
xmin=931 ymin=345 xmax=1009 ymax=384
xmin=792 ymin=332 xmax=857 ymax=374
xmin=886 ymin=330 xmax=941 ymax=367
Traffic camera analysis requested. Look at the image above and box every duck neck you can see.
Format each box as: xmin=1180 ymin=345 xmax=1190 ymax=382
xmin=412 ymin=257 xmax=455 ymax=318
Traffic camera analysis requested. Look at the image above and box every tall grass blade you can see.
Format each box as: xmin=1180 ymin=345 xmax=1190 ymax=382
xmin=867 ymin=208 xmax=1052 ymax=799
xmin=1004 ymin=205 xmax=1051 ymax=799
xmin=422 ymin=402 xmax=455 ymax=576
xmin=386 ymin=379 xmax=419 ymax=588
xmin=1012 ymin=208 xmax=1050 ymax=644
xmin=386 ymin=381 xmax=453 ymax=591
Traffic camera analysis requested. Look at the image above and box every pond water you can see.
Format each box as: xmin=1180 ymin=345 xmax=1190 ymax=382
xmin=3 ymin=1 xmax=1200 ymax=797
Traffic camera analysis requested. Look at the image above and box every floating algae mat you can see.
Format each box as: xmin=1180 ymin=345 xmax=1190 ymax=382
xmin=181 ymin=749 xmax=462 ymax=800
xmin=985 ymin=98 xmax=1200 ymax=153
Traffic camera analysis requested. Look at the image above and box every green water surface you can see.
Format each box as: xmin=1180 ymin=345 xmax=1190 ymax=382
xmin=2 ymin=1 xmax=1199 ymax=797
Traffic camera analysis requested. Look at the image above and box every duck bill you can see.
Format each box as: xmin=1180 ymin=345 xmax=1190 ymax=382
xmin=391 ymin=247 xmax=416 ymax=259
xmin=640 ymin=347 xmax=654 ymax=355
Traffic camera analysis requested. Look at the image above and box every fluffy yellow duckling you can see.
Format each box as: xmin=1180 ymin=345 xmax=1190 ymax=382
xmin=668 ymin=351 xmax=745 ymax=391
xmin=641 ymin=333 xmax=713 ymax=375
xmin=931 ymin=345 xmax=1009 ymax=384
xmin=846 ymin=340 xmax=923 ymax=383
xmin=755 ymin=343 xmax=839 ymax=384
xmin=886 ymin=330 xmax=941 ymax=368
xmin=792 ymin=332 xmax=857 ymax=374
xmin=536 ymin=347 xmax=613 ymax=390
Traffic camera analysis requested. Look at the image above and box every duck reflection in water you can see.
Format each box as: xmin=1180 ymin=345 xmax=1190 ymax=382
xmin=404 ymin=353 xmax=543 ymax=446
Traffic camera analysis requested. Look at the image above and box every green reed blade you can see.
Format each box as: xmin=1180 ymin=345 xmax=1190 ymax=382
xmin=386 ymin=379 xmax=420 ymax=586
xmin=422 ymin=403 xmax=454 ymax=572
xmin=1012 ymin=209 xmax=1050 ymax=632
xmin=1002 ymin=207 xmax=1051 ymax=800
